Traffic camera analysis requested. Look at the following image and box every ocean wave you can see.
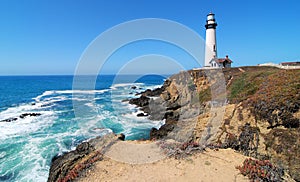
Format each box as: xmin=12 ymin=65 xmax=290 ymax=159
xmin=0 ymin=101 xmax=53 ymax=120
xmin=34 ymin=90 xmax=55 ymax=102
xmin=55 ymin=89 xmax=110 ymax=94
xmin=33 ymin=89 xmax=110 ymax=102
xmin=17 ymin=136 xmax=50 ymax=181
xmin=0 ymin=152 xmax=6 ymax=159
xmin=110 ymin=83 xmax=144 ymax=90
xmin=0 ymin=111 xmax=56 ymax=140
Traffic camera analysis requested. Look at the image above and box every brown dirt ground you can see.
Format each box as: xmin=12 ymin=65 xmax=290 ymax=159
xmin=78 ymin=142 xmax=249 ymax=182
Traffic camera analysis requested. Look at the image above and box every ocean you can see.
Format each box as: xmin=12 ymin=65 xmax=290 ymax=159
xmin=0 ymin=75 xmax=166 ymax=182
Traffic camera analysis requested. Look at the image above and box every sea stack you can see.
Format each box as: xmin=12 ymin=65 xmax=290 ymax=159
xmin=204 ymin=12 xmax=218 ymax=67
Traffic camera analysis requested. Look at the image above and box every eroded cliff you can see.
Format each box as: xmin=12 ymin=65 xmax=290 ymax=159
xmin=136 ymin=66 xmax=300 ymax=180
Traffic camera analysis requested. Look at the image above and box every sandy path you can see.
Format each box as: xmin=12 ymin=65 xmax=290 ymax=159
xmin=104 ymin=141 xmax=166 ymax=164
xmin=79 ymin=144 xmax=249 ymax=182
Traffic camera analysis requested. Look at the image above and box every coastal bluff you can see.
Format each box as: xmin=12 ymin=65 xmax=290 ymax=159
xmin=131 ymin=66 xmax=300 ymax=181
xmin=48 ymin=66 xmax=300 ymax=181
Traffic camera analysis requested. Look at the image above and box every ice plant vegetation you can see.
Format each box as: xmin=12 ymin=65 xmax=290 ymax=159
xmin=236 ymin=158 xmax=284 ymax=181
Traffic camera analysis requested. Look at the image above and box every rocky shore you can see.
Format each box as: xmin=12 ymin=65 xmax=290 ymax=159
xmin=48 ymin=66 xmax=300 ymax=181
xmin=128 ymin=66 xmax=300 ymax=181
xmin=48 ymin=133 xmax=125 ymax=182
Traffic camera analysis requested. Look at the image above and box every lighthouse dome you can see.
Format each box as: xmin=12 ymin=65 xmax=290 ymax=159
xmin=207 ymin=13 xmax=215 ymax=21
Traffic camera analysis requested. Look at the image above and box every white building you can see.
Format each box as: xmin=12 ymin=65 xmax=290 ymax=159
xmin=258 ymin=62 xmax=300 ymax=69
xmin=204 ymin=12 xmax=217 ymax=67
xmin=204 ymin=13 xmax=232 ymax=68
xmin=210 ymin=55 xmax=233 ymax=68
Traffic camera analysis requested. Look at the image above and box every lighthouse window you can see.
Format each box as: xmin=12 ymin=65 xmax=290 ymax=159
xmin=213 ymin=45 xmax=216 ymax=51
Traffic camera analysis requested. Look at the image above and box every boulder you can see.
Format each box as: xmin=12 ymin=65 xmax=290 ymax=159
xmin=141 ymin=88 xmax=163 ymax=97
xmin=0 ymin=117 xmax=18 ymax=122
xmin=117 ymin=133 xmax=125 ymax=141
xmin=129 ymin=95 xmax=149 ymax=107
xmin=150 ymin=120 xmax=177 ymax=140
xmin=137 ymin=113 xmax=148 ymax=117
xmin=19 ymin=113 xmax=41 ymax=118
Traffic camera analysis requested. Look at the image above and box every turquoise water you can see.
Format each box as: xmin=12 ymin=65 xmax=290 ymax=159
xmin=0 ymin=75 xmax=166 ymax=181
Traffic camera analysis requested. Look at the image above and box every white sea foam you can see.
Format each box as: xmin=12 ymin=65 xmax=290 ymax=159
xmin=72 ymin=97 xmax=91 ymax=102
xmin=0 ymin=110 xmax=56 ymax=140
xmin=0 ymin=152 xmax=6 ymax=159
xmin=110 ymin=83 xmax=144 ymax=90
xmin=33 ymin=89 xmax=110 ymax=102
xmin=124 ymin=102 xmax=138 ymax=110
xmin=37 ymin=96 xmax=68 ymax=107
xmin=82 ymin=102 xmax=97 ymax=110
xmin=17 ymin=136 xmax=54 ymax=182
xmin=0 ymin=103 xmax=41 ymax=121
xmin=122 ymin=110 xmax=147 ymax=120
xmin=34 ymin=91 xmax=55 ymax=102
xmin=144 ymin=85 xmax=162 ymax=90
xmin=90 ymin=128 xmax=113 ymax=137
xmin=56 ymin=89 xmax=110 ymax=94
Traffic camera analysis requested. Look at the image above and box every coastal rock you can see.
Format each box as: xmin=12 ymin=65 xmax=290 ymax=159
xmin=48 ymin=133 xmax=124 ymax=182
xmin=0 ymin=117 xmax=18 ymax=122
xmin=129 ymin=95 xmax=149 ymax=107
xmin=137 ymin=113 xmax=148 ymax=117
xmin=48 ymin=142 xmax=94 ymax=182
xmin=0 ymin=113 xmax=42 ymax=122
xmin=150 ymin=120 xmax=177 ymax=139
xmin=147 ymin=98 xmax=166 ymax=120
xmin=19 ymin=113 xmax=41 ymax=118
xmin=76 ymin=142 xmax=91 ymax=153
xmin=117 ymin=133 xmax=125 ymax=141
xmin=164 ymin=111 xmax=180 ymax=122
xmin=141 ymin=88 xmax=162 ymax=97
xmin=135 ymin=79 xmax=171 ymax=98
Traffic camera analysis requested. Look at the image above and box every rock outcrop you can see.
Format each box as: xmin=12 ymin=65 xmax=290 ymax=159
xmin=48 ymin=133 xmax=124 ymax=182
xmin=0 ymin=113 xmax=41 ymax=122
xmin=129 ymin=66 xmax=300 ymax=181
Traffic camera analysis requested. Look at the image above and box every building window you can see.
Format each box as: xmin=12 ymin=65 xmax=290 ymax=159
xmin=214 ymin=63 xmax=216 ymax=67
xmin=213 ymin=45 xmax=216 ymax=52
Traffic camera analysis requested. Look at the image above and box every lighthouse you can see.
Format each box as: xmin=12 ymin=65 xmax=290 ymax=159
xmin=204 ymin=12 xmax=218 ymax=67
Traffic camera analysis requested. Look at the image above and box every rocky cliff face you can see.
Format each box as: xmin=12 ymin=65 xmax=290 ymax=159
xmin=48 ymin=133 xmax=124 ymax=182
xmin=131 ymin=66 xmax=300 ymax=181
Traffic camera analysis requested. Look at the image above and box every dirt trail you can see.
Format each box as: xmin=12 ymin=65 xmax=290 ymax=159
xmin=104 ymin=141 xmax=166 ymax=164
xmin=79 ymin=144 xmax=249 ymax=182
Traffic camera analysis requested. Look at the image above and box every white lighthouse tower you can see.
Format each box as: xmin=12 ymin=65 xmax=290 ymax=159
xmin=204 ymin=12 xmax=218 ymax=67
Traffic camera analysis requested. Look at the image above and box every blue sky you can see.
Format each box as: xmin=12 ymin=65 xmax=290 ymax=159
xmin=0 ymin=0 xmax=300 ymax=75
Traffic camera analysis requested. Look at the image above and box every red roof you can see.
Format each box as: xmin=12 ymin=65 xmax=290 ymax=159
xmin=216 ymin=58 xmax=233 ymax=63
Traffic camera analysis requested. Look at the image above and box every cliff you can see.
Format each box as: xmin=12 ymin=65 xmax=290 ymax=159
xmin=134 ymin=66 xmax=300 ymax=181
